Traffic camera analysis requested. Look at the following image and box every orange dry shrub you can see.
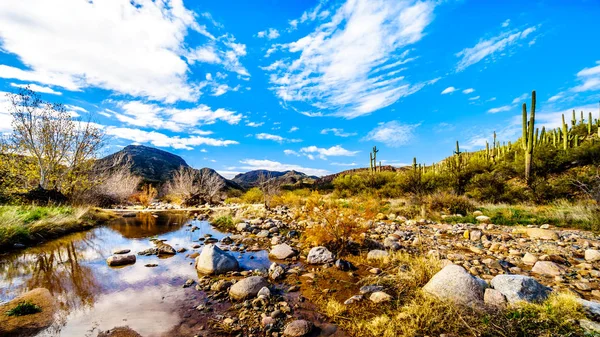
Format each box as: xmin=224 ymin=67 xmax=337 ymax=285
xmin=130 ymin=184 xmax=157 ymax=207
xmin=303 ymin=192 xmax=368 ymax=254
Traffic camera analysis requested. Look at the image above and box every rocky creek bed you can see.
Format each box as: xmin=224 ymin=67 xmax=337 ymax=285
xmin=1 ymin=207 xmax=600 ymax=336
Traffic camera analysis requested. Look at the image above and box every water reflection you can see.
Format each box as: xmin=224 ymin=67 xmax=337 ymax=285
xmin=0 ymin=212 xmax=272 ymax=337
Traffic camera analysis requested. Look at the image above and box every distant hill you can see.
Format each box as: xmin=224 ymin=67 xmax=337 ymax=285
xmin=96 ymin=145 xmax=241 ymax=190
xmin=233 ymin=170 xmax=318 ymax=189
xmin=315 ymin=165 xmax=401 ymax=186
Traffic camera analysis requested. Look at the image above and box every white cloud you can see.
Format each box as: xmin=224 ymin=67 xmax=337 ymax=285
xmin=300 ymin=145 xmax=359 ymax=160
xmin=320 ymin=128 xmax=357 ymax=137
xmin=105 ymin=127 xmax=238 ymax=150
xmin=0 ymin=0 xmax=247 ymax=103
xmin=216 ymin=170 xmax=242 ymax=179
xmin=501 ymin=19 xmax=510 ymax=27
xmin=257 ymin=28 xmax=280 ymax=40
xmin=572 ymin=61 xmax=600 ymax=92
xmin=468 ymin=96 xmax=480 ymax=101
xmin=289 ymin=126 xmax=299 ymax=132
xmin=264 ymin=0 xmax=437 ymax=118
xmin=255 ymin=133 xmax=301 ymax=143
xmin=441 ymin=86 xmax=458 ymax=94
xmin=363 ymin=121 xmax=418 ymax=147
xmin=246 ymin=121 xmax=264 ymax=127
xmin=284 ymin=149 xmax=300 ymax=156
xmin=456 ymin=24 xmax=538 ymax=71
xmin=186 ymin=35 xmax=249 ymax=77
xmin=10 ymin=83 xmax=62 ymax=95
xmin=331 ymin=162 xmax=357 ymax=167
xmin=462 ymin=88 xmax=475 ymax=94
xmin=238 ymin=159 xmax=329 ymax=176
xmin=112 ymin=101 xmax=242 ymax=132
xmin=487 ymin=105 xmax=513 ymax=113
xmin=511 ymin=93 xmax=528 ymax=104
xmin=547 ymin=94 xmax=563 ymax=102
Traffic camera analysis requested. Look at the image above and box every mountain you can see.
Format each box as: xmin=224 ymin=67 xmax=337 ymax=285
xmin=96 ymin=145 xmax=241 ymax=190
xmin=233 ymin=170 xmax=318 ymax=189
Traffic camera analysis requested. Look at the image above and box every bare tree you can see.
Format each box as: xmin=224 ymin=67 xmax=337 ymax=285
xmin=572 ymin=166 xmax=600 ymax=204
xmin=90 ymin=153 xmax=141 ymax=205
xmin=165 ymin=166 xmax=200 ymax=201
xmin=8 ymin=87 xmax=105 ymax=192
xmin=258 ymin=171 xmax=280 ymax=209
xmin=203 ymin=171 xmax=225 ymax=203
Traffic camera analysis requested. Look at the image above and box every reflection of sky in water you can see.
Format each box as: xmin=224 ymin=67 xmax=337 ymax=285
xmin=0 ymin=212 xmax=273 ymax=336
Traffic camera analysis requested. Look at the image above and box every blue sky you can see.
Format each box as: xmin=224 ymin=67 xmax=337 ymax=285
xmin=0 ymin=0 xmax=599 ymax=178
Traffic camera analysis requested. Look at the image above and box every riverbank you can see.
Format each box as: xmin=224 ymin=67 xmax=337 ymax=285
xmin=0 ymin=205 xmax=116 ymax=251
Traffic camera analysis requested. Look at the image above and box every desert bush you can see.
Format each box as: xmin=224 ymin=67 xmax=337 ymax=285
xmin=132 ymin=184 xmax=157 ymax=207
xmin=303 ymin=193 xmax=368 ymax=253
xmin=211 ymin=215 xmax=235 ymax=231
xmin=241 ymin=187 xmax=264 ymax=204
xmin=271 ymin=189 xmax=312 ymax=208
xmin=425 ymin=192 xmax=475 ymax=215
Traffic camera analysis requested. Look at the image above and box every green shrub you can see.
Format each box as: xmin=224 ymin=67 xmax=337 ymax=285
xmin=5 ymin=301 xmax=42 ymax=316
xmin=426 ymin=192 xmax=475 ymax=215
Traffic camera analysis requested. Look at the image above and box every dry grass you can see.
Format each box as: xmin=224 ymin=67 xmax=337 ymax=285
xmin=0 ymin=205 xmax=115 ymax=249
xmin=313 ymin=251 xmax=588 ymax=337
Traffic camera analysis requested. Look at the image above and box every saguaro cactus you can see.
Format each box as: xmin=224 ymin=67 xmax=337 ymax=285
xmin=562 ymin=114 xmax=569 ymax=150
xmin=522 ymin=90 xmax=536 ymax=184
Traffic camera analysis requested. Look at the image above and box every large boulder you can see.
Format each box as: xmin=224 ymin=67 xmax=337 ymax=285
xmin=490 ymin=274 xmax=550 ymax=303
xmin=269 ymin=243 xmax=297 ymax=260
xmin=585 ymin=249 xmax=600 ymax=262
xmin=423 ymin=264 xmax=486 ymax=305
xmin=229 ymin=276 xmax=269 ymax=300
xmin=0 ymin=288 xmax=57 ymax=337
xmin=526 ymin=228 xmax=559 ymax=240
xmin=306 ymin=246 xmax=334 ymax=264
xmin=106 ymin=254 xmax=136 ymax=266
xmin=195 ymin=244 xmax=239 ymax=275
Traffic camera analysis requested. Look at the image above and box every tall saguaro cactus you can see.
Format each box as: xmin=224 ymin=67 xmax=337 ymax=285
xmin=522 ymin=91 xmax=536 ymax=184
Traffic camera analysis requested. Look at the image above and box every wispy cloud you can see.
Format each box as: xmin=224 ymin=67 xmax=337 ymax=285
xmin=572 ymin=60 xmax=600 ymax=92
xmin=246 ymin=121 xmax=264 ymax=127
xmin=462 ymin=88 xmax=475 ymax=94
xmin=105 ymin=127 xmax=238 ymax=150
xmin=289 ymin=126 xmax=299 ymax=132
xmin=238 ymin=159 xmax=329 ymax=176
xmin=10 ymin=83 xmax=62 ymax=95
xmin=501 ymin=19 xmax=510 ymax=28
xmin=257 ymin=28 xmax=280 ymax=40
xmin=511 ymin=93 xmax=529 ymax=104
xmin=300 ymin=145 xmax=359 ymax=160
xmin=320 ymin=128 xmax=357 ymax=137
xmin=441 ymin=86 xmax=458 ymax=94
xmin=487 ymin=105 xmax=513 ymax=113
xmin=264 ymin=0 xmax=438 ymax=118
xmin=331 ymin=162 xmax=357 ymax=167
xmin=255 ymin=133 xmax=301 ymax=143
xmin=456 ymin=24 xmax=539 ymax=72
xmin=363 ymin=121 xmax=419 ymax=147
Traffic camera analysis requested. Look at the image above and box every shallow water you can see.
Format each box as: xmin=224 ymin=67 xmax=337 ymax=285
xmin=0 ymin=212 xmax=271 ymax=337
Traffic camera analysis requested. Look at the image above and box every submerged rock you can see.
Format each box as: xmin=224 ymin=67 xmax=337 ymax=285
xmin=195 ymin=244 xmax=239 ymax=275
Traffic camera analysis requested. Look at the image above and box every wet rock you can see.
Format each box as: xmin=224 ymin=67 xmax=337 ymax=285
xmin=269 ymin=243 xmax=297 ymax=260
xmin=334 ymin=259 xmax=355 ymax=271
xmin=367 ymin=249 xmax=389 ymax=260
xmin=211 ymin=280 xmax=233 ymax=292
xmin=229 ymin=276 xmax=269 ymax=300
xmin=369 ymin=291 xmax=393 ymax=303
xmin=423 ymin=264 xmax=486 ymax=305
xmin=113 ymin=249 xmax=131 ymax=255
xmin=183 ymin=279 xmax=195 ymax=288
xmin=107 ymin=254 xmax=136 ymax=266
xmin=269 ymin=262 xmax=285 ymax=281
xmin=144 ymin=263 xmax=158 ymax=267
xmin=526 ymin=228 xmax=559 ymax=240
xmin=531 ymin=261 xmax=564 ymax=277
xmin=195 ymin=244 xmax=239 ymax=275
xmin=307 ymin=246 xmax=334 ymax=264
xmin=0 ymin=288 xmax=57 ymax=337
xmin=283 ymin=319 xmax=313 ymax=337
xmin=490 ymin=274 xmax=550 ymax=303
xmin=585 ymin=249 xmax=600 ymax=262
xmin=98 ymin=326 xmax=142 ymax=337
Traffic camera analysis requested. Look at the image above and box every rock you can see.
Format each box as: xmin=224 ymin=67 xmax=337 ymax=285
xmin=155 ymin=242 xmax=176 ymax=255
xmin=283 ymin=319 xmax=313 ymax=337
xmin=576 ymin=298 xmax=600 ymax=319
xmin=211 ymin=280 xmax=233 ymax=292
xmin=0 ymin=288 xmax=57 ymax=337
xmin=484 ymin=288 xmax=507 ymax=306
xmin=258 ymin=287 xmax=271 ymax=298
xmin=344 ymin=295 xmax=363 ymax=305
xmin=360 ymin=285 xmax=385 ymax=294
xmin=307 ymin=246 xmax=334 ymax=264
xmin=335 ymin=259 xmax=355 ymax=271
xmin=369 ymin=291 xmax=393 ymax=303
xmin=476 ymin=215 xmax=491 ymax=223
xmin=257 ymin=230 xmax=270 ymax=237
xmin=422 ymin=264 xmax=485 ymax=305
xmin=585 ymin=249 xmax=600 ymax=262
xmin=113 ymin=249 xmax=131 ymax=254
xmin=522 ymin=253 xmax=538 ymax=265
xmin=490 ymin=274 xmax=550 ymax=303
xmin=236 ymin=222 xmax=250 ymax=232
xmin=473 ymin=210 xmax=483 ymax=216
xmin=580 ymin=319 xmax=600 ymax=333
xmin=367 ymin=249 xmax=389 ymax=260
xmin=470 ymin=230 xmax=482 ymax=241
xmin=195 ymin=244 xmax=239 ymax=275
xmin=269 ymin=243 xmax=297 ymax=259
xmin=229 ymin=276 xmax=268 ymax=300
xmin=98 ymin=326 xmax=142 ymax=337
xmin=526 ymin=228 xmax=559 ymax=240
xmin=183 ymin=279 xmax=195 ymax=288
xmin=106 ymin=254 xmax=136 ymax=266
xmin=269 ymin=262 xmax=285 ymax=281
xmin=531 ymin=261 xmax=564 ymax=276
